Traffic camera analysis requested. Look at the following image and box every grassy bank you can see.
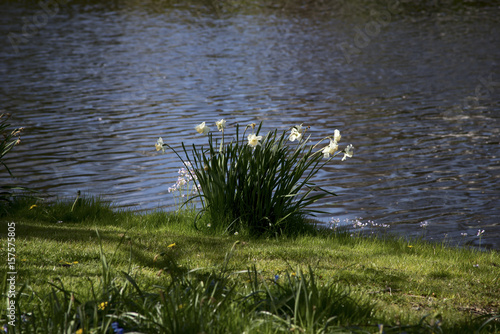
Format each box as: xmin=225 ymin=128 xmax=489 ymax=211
xmin=1 ymin=197 xmax=499 ymax=333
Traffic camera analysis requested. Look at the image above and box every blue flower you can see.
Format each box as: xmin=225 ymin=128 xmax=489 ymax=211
xmin=111 ymin=322 xmax=124 ymax=334
xmin=274 ymin=274 xmax=280 ymax=282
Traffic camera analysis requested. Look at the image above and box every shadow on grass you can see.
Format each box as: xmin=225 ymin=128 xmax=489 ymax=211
xmin=11 ymin=221 xmax=233 ymax=270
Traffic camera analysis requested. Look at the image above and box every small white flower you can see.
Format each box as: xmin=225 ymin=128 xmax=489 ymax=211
xmin=155 ymin=137 xmax=165 ymax=152
xmin=322 ymin=138 xmax=338 ymax=158
xmin=289 ymin=128 xmax=302 ymax=142
xmin=216 ymin=119 xmax=226 ymax=131
xmin=342 ymin=144 xmax=354 ymax=161
xmin=333 ymin=129 xmax=341 ymax=143
xmin=420 ymin=221 xmax=429 ymax=228
xmin=179 ymin=178 xmax=187 ymax=186
xmin=477 ymin=229 xmax=485 ymax=237
xmin=289 ymin=124 xmax=303 ymax=142
xmin=195 ymin=122 xmax=210 ymax=135
xmin=247 ymin=133 xmax=262 ymax=147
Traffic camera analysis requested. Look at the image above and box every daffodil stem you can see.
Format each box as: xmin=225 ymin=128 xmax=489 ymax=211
xmin=219 ymin=130 xmax=224 ymax=153
xmin=71 ymin=190 xmax=80 ymax=212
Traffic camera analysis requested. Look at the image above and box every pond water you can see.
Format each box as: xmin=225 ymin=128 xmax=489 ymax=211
xmin=1 ymin=0 xmax=499 ymax=248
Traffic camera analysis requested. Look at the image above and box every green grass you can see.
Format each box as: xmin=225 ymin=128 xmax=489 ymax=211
xmin=1 ymin=197 xmax=499 ymax=333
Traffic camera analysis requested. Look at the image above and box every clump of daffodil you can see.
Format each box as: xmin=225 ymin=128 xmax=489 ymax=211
xmin=155 ymin=120 xmax=354 ymax=236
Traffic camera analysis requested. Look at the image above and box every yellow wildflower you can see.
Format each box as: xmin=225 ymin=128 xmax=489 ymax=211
xmin=98 ymin=301 xmax=108 ymax=310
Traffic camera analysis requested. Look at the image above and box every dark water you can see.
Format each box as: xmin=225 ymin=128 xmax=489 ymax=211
xmin=1 ymin=0 xmax=499 ymax=248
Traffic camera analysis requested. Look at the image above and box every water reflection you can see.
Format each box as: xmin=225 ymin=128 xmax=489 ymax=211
xmin=1 ymin=0 xmax=499 ymax=248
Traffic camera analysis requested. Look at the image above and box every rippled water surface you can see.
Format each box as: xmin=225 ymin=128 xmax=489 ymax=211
xmin=1 ymin=0 xmax=499 ymax=248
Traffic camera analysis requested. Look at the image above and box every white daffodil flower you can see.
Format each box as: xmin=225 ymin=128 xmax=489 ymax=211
xmin=247 ymin=133 xmax=263 ymax=147
xmin=342 ymin=144 xmax=354 ymax=161
xmin=322 ymin=138 xmax=338 ymax=158
xmin=289 ymin=128 xmax=302 ymax=142
xmin=155 ymin=137 xmax=165 ymax=152
xmin=289 ymin=124 xmax=303 ymax=142
xmin=216 ymin=119 xmax=226 ymax=131
xmin=195 ymin=122 xmax=210 ymax=135
xmin=333 ymin=129 xmax=341 ymax=143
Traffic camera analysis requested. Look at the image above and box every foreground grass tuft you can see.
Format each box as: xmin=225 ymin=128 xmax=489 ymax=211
xmin=1 ymin=197 xmax=499 ymax=333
